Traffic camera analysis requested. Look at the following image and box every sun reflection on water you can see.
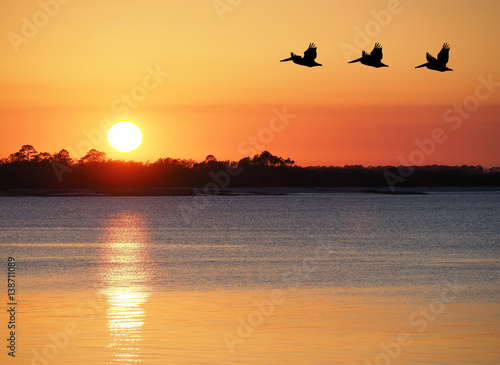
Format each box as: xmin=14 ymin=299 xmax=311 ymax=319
xmin=99 ymin=212 xmax=152 ymax=364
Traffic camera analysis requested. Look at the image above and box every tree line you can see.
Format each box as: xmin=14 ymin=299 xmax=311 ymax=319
xmin=0 ymin=145 xmax=498 ymax=192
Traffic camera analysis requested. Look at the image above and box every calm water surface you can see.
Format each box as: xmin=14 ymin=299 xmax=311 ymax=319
xmin=0 ymin=193 xmax=499 ymax=364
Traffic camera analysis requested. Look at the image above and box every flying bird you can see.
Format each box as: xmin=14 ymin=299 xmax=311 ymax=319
xmin=415 ymin=43 xmax=453 ymax=72
xmin=348 ymin=43 xmax=388 ymax=68
xmin=280 ymin=43 xmax=322 ymax=67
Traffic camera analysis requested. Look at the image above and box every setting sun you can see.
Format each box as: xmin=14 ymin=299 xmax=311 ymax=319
xmin=108 ymin=121 xmax=143 ymax=153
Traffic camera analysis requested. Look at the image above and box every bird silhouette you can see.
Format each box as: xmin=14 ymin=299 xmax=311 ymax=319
xmin=348 ymin=43 xmax=388 ymax=68
xmin=280 ymin=43 xmax=322 ymax=67
xmin=415 ymin=43 xmax=453 ymax=72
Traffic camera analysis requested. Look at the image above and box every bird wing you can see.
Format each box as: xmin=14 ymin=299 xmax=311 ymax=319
xmin=437 ymin=43 xmax=450 ymax=65
xmin=370 ymin=43 xmax=383 ymax=61
xmin=303 ymin=43 xmax=317 ymax=62
xmin=426 ymin=53 xmax=437 ymax=63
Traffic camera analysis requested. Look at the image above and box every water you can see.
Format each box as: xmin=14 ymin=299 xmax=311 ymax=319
xmin=0 ymin=193 xmax=499 ymax=364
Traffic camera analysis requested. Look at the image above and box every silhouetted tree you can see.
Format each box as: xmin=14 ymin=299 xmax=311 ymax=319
xmin=250 ymin=151 xmax=295 ymax=167
xmin=238 ymin=157 xmax=251 ymax=167
xmin=0 ymin=146 xmax=498 ymax=192
xmin=53 ymin=149 xmax=74 ymax=165
xmin=35 ymin=152 xmax=53 ymax=162
xmin=8 ymin=145 xmax=38 ymax=162
xmin=20 ymin=145 xmax=38 ymax=161
xmin=79 ymin=149 xmax=107 ymax=164
xmin=204 ymin=155 xmax=217 ymax=163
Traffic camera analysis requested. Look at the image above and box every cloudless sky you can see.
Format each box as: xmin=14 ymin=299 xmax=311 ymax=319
xmin=1 ymin=0 xmax=499 ymax=166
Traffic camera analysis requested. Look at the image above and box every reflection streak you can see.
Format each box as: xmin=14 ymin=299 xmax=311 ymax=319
xmin=99 ymin=212 xmax=152 ymax=364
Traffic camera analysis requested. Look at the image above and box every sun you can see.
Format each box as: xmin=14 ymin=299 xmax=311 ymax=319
xmin=108 ymin=121 xmax=143 ymax=153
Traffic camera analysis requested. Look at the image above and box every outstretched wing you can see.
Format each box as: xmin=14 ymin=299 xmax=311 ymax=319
xmin=303 ymin=43 xmax=317 ymax=62
xmin=437 ymin=43 xmax=450 ymax=65
xmin=426 ymin=53 xmax=437 ymax=63
xmin=370 ymin=43 xmax=383 ymax=61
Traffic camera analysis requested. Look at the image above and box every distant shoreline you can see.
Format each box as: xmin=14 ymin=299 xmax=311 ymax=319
xmin=2 ymin=151 xmax=499 ymax=194
xmin=1 ymin=186 xmax=498 ymax=197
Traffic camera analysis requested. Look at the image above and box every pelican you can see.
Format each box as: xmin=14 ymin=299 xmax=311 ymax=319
xmin=415 ymin=43 xmax=453 ymax=72
xmin=348 ymin=43 xmax=388 ymax=68
xmin=280 ymin=43 xmax=322 ymax=67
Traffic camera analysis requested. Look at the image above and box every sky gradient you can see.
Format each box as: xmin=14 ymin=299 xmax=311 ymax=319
xmin=1 ymin=0 xmax=499 ymax=166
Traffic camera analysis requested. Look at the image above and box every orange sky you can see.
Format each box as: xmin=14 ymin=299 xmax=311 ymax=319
xmin=1 ymin=0 xmax=499 ymax=166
